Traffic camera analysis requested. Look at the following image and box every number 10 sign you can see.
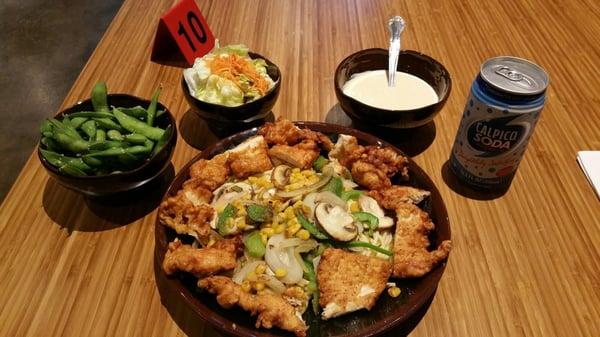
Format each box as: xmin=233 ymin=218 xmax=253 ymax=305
xmin=151 ymin=0 xmax=215 ymax=66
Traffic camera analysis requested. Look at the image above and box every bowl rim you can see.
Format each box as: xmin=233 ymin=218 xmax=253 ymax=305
xmin=154 ymin=121 xmax=451 ymax=337
xmin=37 ymin=93 xmax=177 ymax=180
xmin=334 ymin=48 xmax=452 ymax=113
xmin=181 ymin=50 xmax=282 ymax=110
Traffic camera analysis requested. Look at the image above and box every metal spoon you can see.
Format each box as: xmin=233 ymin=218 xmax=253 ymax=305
xmin=388 ymin=16 xmax=405 ymax=87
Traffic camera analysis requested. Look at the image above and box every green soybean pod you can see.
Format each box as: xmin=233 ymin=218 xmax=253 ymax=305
xmin=81 ymin=120 xmax=97 ymax=139
xmin=107 ymin=129 xmax=124 ymax=141
xmin=95 ymin=129 xmax=106 ymax=142
xmin=112 ymin=108 xmax=164 ymax=140
xmin=93 ymin=117 xmax=125 ymax=132
xmin=124 ymin=133 xmax=148 ymax=144
xmin=70 ymin=117 xmax=89 ymax=129
xmin=118 ymin=106 xmax=148 ymax=119
xmin=150 ymin=124 xmax=172 ymax=156
xmin=82 ymin=156 xmax=102 ymax=167
xmin=147 ymin=87 xmax=161 ymax=126
xmin=67 ymin=111 xmax=115 ymax=119
xmin=58 ymin=163 xmax=87 ymax=177
xmin=91 ymin=81 xmax=109 ymax=113
xmin=40 ymin=119 xmax=52 ymax=134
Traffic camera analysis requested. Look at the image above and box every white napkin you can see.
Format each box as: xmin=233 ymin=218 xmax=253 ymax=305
xmin=577 ymin=151 xmax=600 ymax=199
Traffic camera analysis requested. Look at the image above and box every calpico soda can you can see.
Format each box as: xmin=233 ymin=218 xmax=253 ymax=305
xmin=450 ymin=56 xmax=549 ymax=190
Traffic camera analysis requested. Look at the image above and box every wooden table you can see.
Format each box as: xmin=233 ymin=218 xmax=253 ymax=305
xmin=1 ymin=0 xmax=598 ymax=336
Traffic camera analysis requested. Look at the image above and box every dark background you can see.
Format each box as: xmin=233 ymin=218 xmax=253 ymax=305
xmin=0 ymin=0 xmax=123 ymax=202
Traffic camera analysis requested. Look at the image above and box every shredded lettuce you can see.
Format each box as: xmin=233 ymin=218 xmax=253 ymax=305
xmin=183 ymin=43 xmax=275 ymax=107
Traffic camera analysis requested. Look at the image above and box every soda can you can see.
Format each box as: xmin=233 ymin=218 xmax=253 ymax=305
xmin=449 ymin=56 xmax=549 ymax=190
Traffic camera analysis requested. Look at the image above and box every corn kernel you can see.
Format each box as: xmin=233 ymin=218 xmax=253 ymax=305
xmin=292 ymin=200 xmax=304 ymax=209
xmin=350 ymin=201 xmax=360 ymax=213
xmin=255 ymin=264 xmax=266 ymax=275
xmin=260 ymin=233 xmax=268 ymax=245
xmin=254 ymin=282 xmax=266 ymax=291
xmin=275 ymin=268 xmax=287 ymax=278
xmin=292 ymin=168 xmax=301 ymax=173
xmin=241 ymin=281 xmax=252 ymax=292
xmin=260 ymin=227 xmax=275 ymax=237
xmin=283 ymin=207 xmax=295 ymax=219
xmin=226 ymin=218 xmax=234 ymax=227
xmin=216 ymin=205 xmax=226 ymax=213
xmin=235 ymin=217 xmax=246 ymax=229
xmin=286 ymin=223 xmax=301 ymax=236
xmin=296 ymin=229 xmax=311 ymax=240
xmin=246 ymin=271 xmax=257 ymax=282
xmin=301 ymin=170 xmax=313 ymax=177
xmin=388 ymin=287 xmax=401 ymax=298
xmin=274 ymin=224 xmax=286 ymax=234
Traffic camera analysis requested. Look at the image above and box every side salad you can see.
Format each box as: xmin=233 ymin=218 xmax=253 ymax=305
xmin=183 ymin=44 xmax=276 ymax=107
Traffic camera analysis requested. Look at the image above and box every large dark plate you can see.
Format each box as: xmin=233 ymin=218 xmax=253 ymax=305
xmin=154 ymin=122 xmax=451 ymax=337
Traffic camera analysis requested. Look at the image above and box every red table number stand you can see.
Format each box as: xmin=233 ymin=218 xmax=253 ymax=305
xmin=151 ymin=0 xmax=215 ymax=67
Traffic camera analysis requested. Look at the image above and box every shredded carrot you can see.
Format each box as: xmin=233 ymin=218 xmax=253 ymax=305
xmin=208 ymin=54 xmax=270 ymax=96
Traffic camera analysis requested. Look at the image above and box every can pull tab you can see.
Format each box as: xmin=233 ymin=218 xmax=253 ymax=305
xmin=495 ymin=66 xmax=534 ymax=88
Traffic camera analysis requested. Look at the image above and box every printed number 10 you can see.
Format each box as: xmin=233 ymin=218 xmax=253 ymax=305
xmin=177 ymin=11 xmax=207 ymax=52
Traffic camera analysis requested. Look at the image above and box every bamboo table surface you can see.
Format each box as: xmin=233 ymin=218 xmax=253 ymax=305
xmin=1 ymin=0 xmax=599 ymax=336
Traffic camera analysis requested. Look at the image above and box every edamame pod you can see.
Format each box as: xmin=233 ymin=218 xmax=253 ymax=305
xmin=91 ymin=81 xmax=109 ymax=113
xmin=150 ymin=124 xmax=172 ymax=156
xmin=118 ymin=106 xmax=147 ymax=119
xmin=52 ymin=132 xmax=90 ymax=153
xmin=66 ymin=111 xmax=115 ymax=119
xmin=147 ymin=87 xmax=161 ymax=126
xmin=124 ymin=133 xmax=148 ymax=144
xmin=95 ymin=129 xmax=106 ymax=142
xmin=112 ymin=108 xmax=164 ymax=140
xmin=81 ymin=120 xmax=97 ymax=139
xmin=70 ymin=117 xmax=88 ymax=128
xmin=107 ymin=129 xmax=124 ymax=141
xmin=93 ymin=117 xmax=125 ymax=132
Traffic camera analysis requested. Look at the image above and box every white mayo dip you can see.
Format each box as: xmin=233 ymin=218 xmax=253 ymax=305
xmin=342 ymin=70 xmax=438 ymax=110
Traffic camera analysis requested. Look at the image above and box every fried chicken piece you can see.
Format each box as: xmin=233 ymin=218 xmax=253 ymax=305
xmin=392 ymin=203 xmax=452 ymax=278
xmin=198 ymin=276 xmax=308 ymax=337
xmin=317 ymin=248 xmax=391 ymax=320
xmin=181 ymin=178 xmax=213 ymax=206
xmin=369 ymin=186 xmax=431 ymax=210
xmin=158 ymin=191 xmax=214 ymax=239
xmin=258 ymin=117 xmax=303 ymax=145
xmin=268 ymin=139 xmax=320 ymax=169
xmin=330 ymin=135 xmax=409 ymax=190
xmin=299 ymin=128 xmax=334 ymax=151
xmin=258 ymin=117 xmax=334 ymax=150
xmin=163 ymin=237 xmax=241 ymax=277
xmin=227 ymin=136 xmax=273 ymax=179
xmin=351 ymin=161 xmax=392 ymax=190
xmin=329 ymin=134 xmax=360 ymax=160
xmin=188 ymin=153 xmax=230 ymax=191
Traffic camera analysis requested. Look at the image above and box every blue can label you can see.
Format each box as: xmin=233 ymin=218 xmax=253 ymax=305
xmin=450 ymin=85 xmax=543 ymax=189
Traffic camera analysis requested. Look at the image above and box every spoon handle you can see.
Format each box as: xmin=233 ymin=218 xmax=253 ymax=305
xmin=388 ymin=16 xmax=405 ymax=87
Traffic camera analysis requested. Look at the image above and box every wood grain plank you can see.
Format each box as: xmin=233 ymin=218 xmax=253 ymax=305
xmin=0 ymin=0 xmax=598 ymax=336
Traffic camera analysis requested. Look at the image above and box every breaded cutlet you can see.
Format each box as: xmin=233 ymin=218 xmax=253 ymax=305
xmin=317 ymin=248 xmax=391 ymax=320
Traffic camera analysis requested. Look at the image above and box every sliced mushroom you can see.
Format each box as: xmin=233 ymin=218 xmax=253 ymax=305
xmin=271 ymin=165 xmax=292 ymax=189
xmin=315 ymin=203 xmax=357 ymax=241
xmin=303 ymin=191 xmax=346 ymax=221
xmin=358 ymin=195 xmax=394 ymax=228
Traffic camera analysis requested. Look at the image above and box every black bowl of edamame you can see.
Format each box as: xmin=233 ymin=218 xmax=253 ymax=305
xmin=38 ymin=82 xmax=177 ymax=197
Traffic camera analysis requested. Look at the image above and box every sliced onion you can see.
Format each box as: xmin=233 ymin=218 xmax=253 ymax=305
xmin=315 ymin=191 xmax=346 ymax=209
xmin=260 ymin=274 xmax=286 ymax=294
xmin=276 ymin=166 xmax=333 ymax=199
xmin=232 ymin=260 xmax=264 ymax=284
xmin=265 ymin=234 xmax=304 ymax=284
